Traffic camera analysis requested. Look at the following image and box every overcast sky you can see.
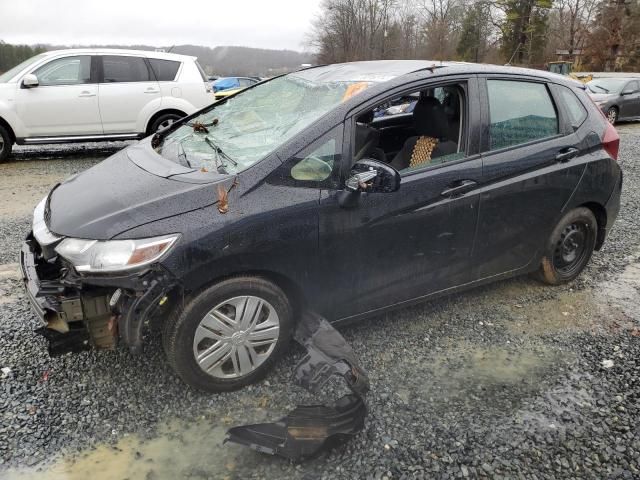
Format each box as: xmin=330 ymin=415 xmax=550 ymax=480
xmin=0 ymin=0 xmax=322 ymax=51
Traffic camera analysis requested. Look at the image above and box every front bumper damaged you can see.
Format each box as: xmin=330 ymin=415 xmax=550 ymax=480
xmin=20 ymin=236 xmax=180 ymax=356
xmin=225 ymin=312 xmax=369 ymax=461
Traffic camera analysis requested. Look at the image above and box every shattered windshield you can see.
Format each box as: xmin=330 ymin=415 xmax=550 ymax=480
xmin=159 ymin=74 xmax=370 ymax=174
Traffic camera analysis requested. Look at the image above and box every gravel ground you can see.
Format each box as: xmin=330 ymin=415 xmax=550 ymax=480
xmin=0 ymin=133 xmax=639 ymax=480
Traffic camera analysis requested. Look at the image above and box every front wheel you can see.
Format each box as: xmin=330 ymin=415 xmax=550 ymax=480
xmin=163 ymin=277 xmax=294 ymax=392
xmin=535 ymin=207 xmax=597 ymax=285
xmin=606 ymin=107 xmax=618 ymax=125
xmin=0 ymin=124 xmax=13 ymax=163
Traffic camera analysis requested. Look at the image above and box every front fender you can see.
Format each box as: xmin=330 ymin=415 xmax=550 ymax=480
xmin=0 ymin=98 xmax=24 ymax=139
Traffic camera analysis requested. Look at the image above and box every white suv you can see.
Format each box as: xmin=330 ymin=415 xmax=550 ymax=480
xmin=0 ymin=48 xmax=215 ymax=162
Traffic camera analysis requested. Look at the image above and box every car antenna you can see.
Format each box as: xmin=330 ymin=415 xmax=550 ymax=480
xmin=166 ymin=45 xmax=176 ymax=53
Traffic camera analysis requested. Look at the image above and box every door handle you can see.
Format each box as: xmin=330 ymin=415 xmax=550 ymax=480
xmin=440 ymin=179 xmax=477 ymax=197
xmin=144 ymin=88 xmax=160 ymax=94
xmin=78 ymin=91 xmax=96 ymax=97
xmin=555 ymin=147 xmax=579 ymax=163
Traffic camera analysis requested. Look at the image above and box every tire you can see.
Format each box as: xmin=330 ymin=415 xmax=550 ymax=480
xmin=163 ymin=276 xmax=294 ymax=392
xmin=535 ymin=207 xmax=597 ymax=285
xmin=148 ymin=112 xmax=184 ymax=134
xmin=0 ymin=124 xmax=13 ymax=163
xmin=606 ymin=107 xmax=618 ymax=125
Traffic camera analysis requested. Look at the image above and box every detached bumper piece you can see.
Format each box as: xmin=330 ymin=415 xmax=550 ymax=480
xmin=225 ymin=312 xmax=369 ymax=461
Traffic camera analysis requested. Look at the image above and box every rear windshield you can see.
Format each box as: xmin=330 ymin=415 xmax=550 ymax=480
xmin=159 ymin=74 xmax=371 ymax=175
xmin=195 ymin=61 xmax=208 ymax=82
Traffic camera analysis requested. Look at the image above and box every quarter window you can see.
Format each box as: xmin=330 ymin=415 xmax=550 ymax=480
xmin=102 ymin=56 xmax=151 ymax=83
xmin=34 ymin=56 xmax=91 ymax=86
xmin=148 ymin=59 xmax=180 ymax=81
xmin=557 ymin=85 xmax=587 ymax=129
xmin=291 ymin=138 xmax=337 ymax=182
xmin=487 ymin=80 xmax=558 ymax=151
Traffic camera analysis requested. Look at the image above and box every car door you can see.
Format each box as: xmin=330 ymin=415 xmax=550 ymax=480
xmin=15 ymin=55 xmax=102 ymax=137
xmin=619 ymin=80 xmax=640 ymax=119
xmin=97 ymin=55 xmax=161 ymax=134
xmin=317 ymin=77 xmax=483 ymax=321
xmin=473 ymin=77 xmax=586 ymax=279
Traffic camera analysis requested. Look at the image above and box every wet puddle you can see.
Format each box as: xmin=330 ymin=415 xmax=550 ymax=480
xmin=4 ymin=420 xmax=253 ymax=480
xmin=504 ymin=290 xmax=600 ymax=335
xmin=598 ymin=256 xmax=640 ymax=322
xmin=390 ymin=340 xmax=565 ymax=410
xmin=426 ymin=342 xmax=560 ymax=396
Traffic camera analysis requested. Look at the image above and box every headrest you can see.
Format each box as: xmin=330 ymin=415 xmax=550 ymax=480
xmin=357 ymin=110 xmax=374 ymax=124
xmin=413 ymin=96 xmax=449 ymax=139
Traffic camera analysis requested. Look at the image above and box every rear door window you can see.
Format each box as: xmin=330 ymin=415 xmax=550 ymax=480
xmin=487 ymin=80 xmax=558 ymax=151
xmin=102 ymin=55 xmax=152 ymax=83
xmin=148 ymin=59 xmax=180 ymax=81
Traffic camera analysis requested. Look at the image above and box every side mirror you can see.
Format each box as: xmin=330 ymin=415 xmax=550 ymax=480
xmin=345 ymin=158 xmax=400 ymax=193
xmin=21 ymin=74 xmax=39 ymax=88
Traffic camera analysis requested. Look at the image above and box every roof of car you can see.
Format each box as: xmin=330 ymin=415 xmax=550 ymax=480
xmin=293 ymin=60 xmax=580 ymax=86
xmin=40 ymin=48 xmax=196 ymax=61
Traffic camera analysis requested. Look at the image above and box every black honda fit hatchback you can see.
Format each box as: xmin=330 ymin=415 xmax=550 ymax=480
xmin=21 ymin=61 xmax=622 ymax=392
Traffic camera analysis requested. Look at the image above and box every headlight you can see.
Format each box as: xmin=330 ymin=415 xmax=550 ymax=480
xmin=55 ymin=234 xmax=179 ymax=273
xmin=32 ymin=196 xmax=61 ymax=246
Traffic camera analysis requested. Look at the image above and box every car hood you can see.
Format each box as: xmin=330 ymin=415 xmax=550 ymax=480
xmin=588 ymin=92 xmax=616 ymax=102
xmin=48 ymin=145 xmax=233 ymax=240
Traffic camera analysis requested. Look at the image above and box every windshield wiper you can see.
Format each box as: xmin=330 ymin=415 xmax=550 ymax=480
xmin=178 ymin=142 xmax=192 ymax=168
xmin=204 ymin=136 xmax=238 ymax=168
xmin=591 ymin=84 xmax=609 ymax=93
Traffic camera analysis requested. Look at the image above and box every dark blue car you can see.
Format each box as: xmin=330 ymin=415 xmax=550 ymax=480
xmin=22 ymin=61 xmax=622 ymax=392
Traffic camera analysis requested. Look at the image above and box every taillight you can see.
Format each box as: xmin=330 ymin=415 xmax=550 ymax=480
xmin=586 ymin=92 xmax=620 ymax=160
xmin=602 ymin=121 xmax=620 ymax=161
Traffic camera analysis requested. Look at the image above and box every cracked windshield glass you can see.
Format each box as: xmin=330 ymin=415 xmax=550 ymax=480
xmin=159 ymin=74 xmax=370 ymax=174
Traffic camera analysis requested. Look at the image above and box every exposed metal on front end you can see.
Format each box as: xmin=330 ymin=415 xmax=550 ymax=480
xmin=20 ymin=234 xmax=179 ymax=356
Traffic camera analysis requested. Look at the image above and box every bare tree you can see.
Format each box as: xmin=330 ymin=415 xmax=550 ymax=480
xmin=418 ymin=0 xmax=464 ymax=59
xmin=551 ymin=0 xmax=598 ymax=63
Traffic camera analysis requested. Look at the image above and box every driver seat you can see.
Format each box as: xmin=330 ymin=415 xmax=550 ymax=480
xmin=390 ymin=97 xmax=457 ymax=171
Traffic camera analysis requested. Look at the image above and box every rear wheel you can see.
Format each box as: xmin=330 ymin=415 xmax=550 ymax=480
xmin=163 ymin=276 xmax=293 ymax=392
xmin=148 ymin=112 xmax=184 ymax=134
xmin=535 ymin=207 xmax=597 ymax=285
xmin=606 ymin=107 xmax=618 ymax=125
xmin=0 ymin=125 xmax=12 ymax=163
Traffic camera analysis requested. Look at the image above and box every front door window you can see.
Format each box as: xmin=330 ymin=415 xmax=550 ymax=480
xmin=352 ymin=82 xmax=468 ymax=174
xmin=33 ymin=56 xmax=92 ymax=86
